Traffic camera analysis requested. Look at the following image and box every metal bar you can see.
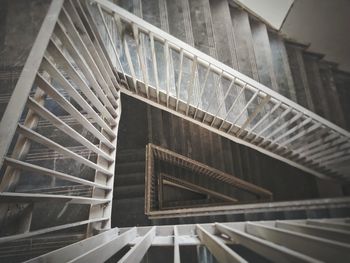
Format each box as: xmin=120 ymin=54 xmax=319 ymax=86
xmin=176 ymin=48 xmax=184 ymax=111
xmin=196 ymin=224 xmax=247 ymax=263
xmin=119 ymin=226 xmax=156 ymax=263
xmin=218 ymin=84 xmax=247 ymax=130
xmin=64 ymin=0 xmax=119 ymax=93
xmin=276 ymin=221 xmax=350 ymax=244
xmin=77 ymin=0 xmax=122 ymax=86
xmin=87 ymin=110 xmax=119 ymax=234
xmin=4 ymin=158 xmax=111 ymax=191
xmin=243 ymin=101 xmax=282 ymax=139
xmin=313 ymin=146 xmax=350 ymax=165
xmin=68 ymin=228 xmax=137 ymax=263
xmin=215 ymin=223 xmax=320 ymax=263
xmin=25 ymin=228 xmax=119 ymax=263
xmin=0 ymin=192 xmax=108 ymax=205
xmin=164 ymin=40 xmax=170 ymax=107
xmin=292 ymin=131 xmax=337 ymax=155
xmin=186 ymin=56 xmax=197 ymax=115
xmin=41 ymin=53 xmax=116 ymax=139
xmin=253 ymin=107 xmax=293 ymax=145
xmin=236 ymin=94 xmax=271 ymax=137
xmin=211 ymin=78 xmax=236 ymax=127
xmin=193 ymin=64 xmax=211 ymax=119
xmin=307 ymin=141 xmax=350 ymax=162
xmin=150 ymin=32 xmax=160 ymax=102
xmin=265 ymin=111 xmax=304 ymax=144
xmin=132 ymin=23 xmax=150 ymax=98
xmin=46 ymin=39 xmax=117 ymax=126
xmin=267 ymin=115 xmax=311 ymax=149
xmin=17 ymin=124 xmax=113 ymax=177
xmin=202 ymin=70 xmax=223 ymax=122
xmin=246 ymin=222 xmax=350 ymax=262
xmin=96 ymin=3 xmax=126 ymax=80
xmin=296 ymin=134 xmax=346 ymax=158
xmin=35 ymin=73 xmax=115 ymax=149
xmin=0 ymin=0 xmax=64 ymax=170
xmin=227 ymin=90 xmax=259 ymax=134
xmin=0 ymin=88 xmax=45 ymax=192
xmin=278 ymin=122 xmax=322 ymax=149
xmin=59 ymin=7 xmax=118 ymax=104
xmin=174 ymin=226 xmax=181 ymax=263
xmin=307 ymin=220 xmax=350 ymax=232
xmin=118 ymin=19 xmax=138 ymax=93
xmin=0 ymin=217 xmax=108 ymax=245
xmin=323 ymin=154 xmax=350 ymax=166
xmin=54 ymin=20 xmax=117 ymax=114
xmin=26 ymin=97 xmax=113 ymax=162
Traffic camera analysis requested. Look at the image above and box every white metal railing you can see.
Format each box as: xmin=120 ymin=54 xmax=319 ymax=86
xmin=92 ymin=0 xmax=350 ymax=180
xmin=0 ymin=0 xmax=120 ymax=244
xmin=26 ymin=218 xmax=350 ymax=262
xmin=0 ymin=0 xmax=349 ymax=260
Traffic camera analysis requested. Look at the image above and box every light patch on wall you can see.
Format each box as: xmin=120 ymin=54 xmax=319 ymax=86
xmin=233 ymin=0 xmax=294 ymax=30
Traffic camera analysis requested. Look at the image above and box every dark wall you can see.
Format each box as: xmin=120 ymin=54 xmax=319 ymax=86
xmin=119 ymin=94 xmax=323 ymax=201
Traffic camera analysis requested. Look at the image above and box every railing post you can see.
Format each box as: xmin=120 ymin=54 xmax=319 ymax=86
xmin=0 ymin=0 xmax=64 ymax=170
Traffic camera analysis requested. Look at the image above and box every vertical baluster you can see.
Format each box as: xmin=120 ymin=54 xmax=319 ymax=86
xmin=218 ymin=84 xmax=247 ymax=130
xmin=133 ymin=23 xmax=149 ymax=98
xmin=242 ymin=101 xmax=282 ymax=140
xmin=176 ymin=48 xmax=184 ymax=111
xmin=186 ymin=56 xmax=197 ymax=115
xmin=114 ymin=14 xmax=138 ymax=93
xmin=202 ymin=70 xmax=223 ymax=123
xmin=96 ymin=4 xmax=126 ymax=82
xmin=164 ymin=40 xmax=170 ymax=106
xmin=211 ymin=78 xmax=236 ymax=127
xmin=193 ymin=64 xmax=211 ymax=120
xmin=149 ymin=32 xmax=160 ymax=102
xmin=227 ymin=89 xmax=259 ymax=134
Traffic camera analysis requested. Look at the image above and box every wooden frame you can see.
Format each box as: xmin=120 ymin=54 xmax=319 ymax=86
xmin=145 ymin=143 xmax=273 ymax=217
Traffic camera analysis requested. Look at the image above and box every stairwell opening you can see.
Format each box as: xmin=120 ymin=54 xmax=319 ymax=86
xmin=111 ymin=94 xmax=346 ymax=227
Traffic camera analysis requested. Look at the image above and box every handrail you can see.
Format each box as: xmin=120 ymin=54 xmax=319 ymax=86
xmin=94 ymin=0 xmax=350 ymax=140
xmin=0 ymin=0 xmax=64 ymax=169
xmin=91 ymin=0 xmax=350 ymax=179
xmin=0 ymin=0 xmax=120 ymax=242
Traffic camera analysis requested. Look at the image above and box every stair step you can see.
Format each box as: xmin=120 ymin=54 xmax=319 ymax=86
xmin=117 ymin=149 xmax=145 ymax=163
xmin=115 ymin=172 xmax=145 ymax=186
xmin=115 ymin=185 xmax=145 ymax=199
xmin=116 ymin=161 xmax=145 ymax=174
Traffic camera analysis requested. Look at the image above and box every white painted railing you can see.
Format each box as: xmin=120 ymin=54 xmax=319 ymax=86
xmin=27 ymin=218 xmax=350 ymax=263
xmin=92 ymin=0 xmax=350 ymax=180
xmin=0 ymin=0 xmax=349 ymax=260
xmin=0 ymin=0 xmax=120 ymax=244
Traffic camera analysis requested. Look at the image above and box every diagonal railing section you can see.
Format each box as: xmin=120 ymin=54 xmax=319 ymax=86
xmin=91 ymin=0 xmax=350 ymax=180
xmin=0 ymin=0 xmax=120 ymax=245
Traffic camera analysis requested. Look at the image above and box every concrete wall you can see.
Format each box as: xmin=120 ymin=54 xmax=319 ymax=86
xmin=281 ymin=0 xmax=350 ymax=72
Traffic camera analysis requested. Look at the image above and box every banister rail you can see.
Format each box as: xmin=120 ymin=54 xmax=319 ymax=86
xmin=0 ymin=0 xmax=64 ymax=170
xmin=0 ymin=0 xmax=120 ymax=244
xmin=0 ymin=0 xmax=349 ymax=261
xmin=92 ymin=0 xmax=350 ymax=179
